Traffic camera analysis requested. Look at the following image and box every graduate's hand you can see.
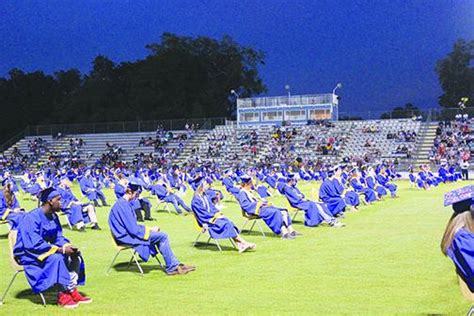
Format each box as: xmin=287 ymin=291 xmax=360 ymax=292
xmin=62 ymin=246 xmax=78 ymax=256
xmin=150 ymin=226 xmax=160 ymax=233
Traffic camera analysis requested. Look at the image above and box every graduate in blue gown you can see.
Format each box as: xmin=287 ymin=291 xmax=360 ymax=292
xmin=150 ymin=177 xmax=191 ymax=215
xmin=334 ymin=165 xmax=360 ymax=208
xmin=365 ymin=167 xmax=388 ymax=199
xmin=283 ymin=175 xmax=345 ymax=227
xmin=56 ymin=178 xmax=100 ymax=231
xmin=113 ymin=173 xmax=153 ymax=222
xmin=13 ymin=188 xmax=91 ymax=308
xmin=237 ymin=175 xmax=299 ymax=239
xmin=376 ymin=168 xmax=398 ymax=198
xmin=441 ymin=186 xmax=474 ymax=293
xmin=319 ymin=168 xmax=347 ymax=216
xmin=79 ymin=169 xmax=108 ymax=207
xmin=108 ymin=179 xmax=196 ymax=275
xmin=221 ymin=169 xmax=241 ymax=199
xmin=349 ymin=168 xmax=377 ymax=204
xmin=190 ymin=176 xmax=256 ymax=253
xmin=0 ymin=182 xmax=26 ymax=229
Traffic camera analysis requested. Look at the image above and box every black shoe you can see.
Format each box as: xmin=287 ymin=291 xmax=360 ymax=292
xmin=78 ymin=227 xmax=86 ymax=233
xmin=144 ymin=217 xmax=155 ymax=221
xmin=137 ymin=218 xmax=144 ymax=222
xmin=91 ymin=224 xmax=101 ymax=230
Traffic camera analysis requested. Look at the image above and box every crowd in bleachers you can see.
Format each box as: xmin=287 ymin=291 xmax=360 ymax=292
xmin=430 ymin=119 xmax=473 ymax=165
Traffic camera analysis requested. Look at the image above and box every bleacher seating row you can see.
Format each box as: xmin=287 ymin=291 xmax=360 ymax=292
xmin=1 ymin=119 xmax=426 ymax=171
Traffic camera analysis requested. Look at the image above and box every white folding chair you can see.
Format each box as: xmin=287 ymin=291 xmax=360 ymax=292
xmin=107 ymin=235 xmax=163 ymax=277
xmin=1 ymin=230 xmax=46 ymax=306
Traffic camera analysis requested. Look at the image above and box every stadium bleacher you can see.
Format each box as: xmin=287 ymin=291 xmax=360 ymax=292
xmin=1 ymin=118 xmax=463 ymax=172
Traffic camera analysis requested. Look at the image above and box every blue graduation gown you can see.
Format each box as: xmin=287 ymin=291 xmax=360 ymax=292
xmin=366 ymin=176 xmax=387 ymax=198
xmin=13 ymin=208 xmax=85 ymax=293
xmin=283 ymin=184 xmax=327 ymax=227
xmin=333 ymin=178 xmax=360 ymax=207
xmin=264 ymin=175 xmax=277 ymax=189
xmin=447 ymin=228 xmax=474 ymax=292
xmin=57 ymin=187 xmax=90 ymax=226
xmin=350 ymin=178 xmax=377 ymax=203
xmin=376 ymin=175 xmax=397 ymax=196
xmin=0 ymin=191 xmax=25 ymax=229
xmin=108 ymin=197 xmax=156 ymax=261
xmin=319 ymin=179 xmax=346 ymax=216
xmin=79 ymin=176 xmax=104 ymax=201
xmin=222 ymin=177 xmax=240 ymax=198
xmin=191 ymin=193 xmax=238 ymax=239
xmin=237 ymin=189 xmax=290 ymax=235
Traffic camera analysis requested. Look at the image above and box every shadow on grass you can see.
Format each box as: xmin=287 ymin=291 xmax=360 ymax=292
xmin=240 ymin=229 xmax=279 ymax=238
xmin=12 ymin=285 xmax=90 ymax=307
xmin=192 ymin=241 xmax=236 ymax=252
xmin=111 ymin=261 xmax=164 ymax=274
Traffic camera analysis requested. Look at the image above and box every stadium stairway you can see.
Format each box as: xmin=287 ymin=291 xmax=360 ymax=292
xmin=411 ymin=121 xmax=438 ymax=166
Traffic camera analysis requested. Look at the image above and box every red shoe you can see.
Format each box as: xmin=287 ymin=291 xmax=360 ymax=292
xmin=57 ymin=291 xmax=79 ymax=309
xmin=70 ymin=288 xmax=93 ymax=304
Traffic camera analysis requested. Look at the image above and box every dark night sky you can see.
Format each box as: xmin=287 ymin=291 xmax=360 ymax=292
xmin=1 ymin=0 xmax=473 ymax=117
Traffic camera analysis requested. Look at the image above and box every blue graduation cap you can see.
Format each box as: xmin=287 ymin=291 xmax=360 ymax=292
xmin=127 ymin=177 xmax=146 ymax=192
xmin=286 ymin=173 xmax=296 ymax=182
xmin=240 ymin=175 xmax=252 ymax=184
xmin=191 ymin=176 xmax=206 ymax=190
xmin=40 ymin=187 xmax=61 ymax=203
xmin=444 ymin=185 xmax=474 ymax=213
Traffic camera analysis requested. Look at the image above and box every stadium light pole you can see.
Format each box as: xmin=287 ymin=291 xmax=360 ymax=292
xmin=230 ymin=89 xmax=240 ymax=124
xmin=333 ymin=83 xmax=342 ymax=95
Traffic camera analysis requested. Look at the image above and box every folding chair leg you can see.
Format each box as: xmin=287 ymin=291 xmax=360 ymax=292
xmin=256 ymin=220 xmax=266 ymax=237
xmin=229 ymin=238 xmax=237 ymax=250
xmin=205 ymin=237 xmax=212 ymax=249
xmin=39 ymin=292 xmax=46 ymax=306
xmin=291 ymin=210 xmax=299 ymax=222
xmin=193 ymin=232 xmax=202 ymax=246
xmin=214 ymin=239 xmax=223 ymax=252
xmin=249 ymin=220 xmax=257 ymax=233
xmin=240 ymin=219 xmax=249 ymax=232
xmin=154 ymin=255 xmax=163 ymax=269
xmin=130 ymin=250 xmax=144 ymax=276
xmin=107 ymin=250 xmax=122 ymax=274
xmin=1 ymin=271 xmax=21 ymax=305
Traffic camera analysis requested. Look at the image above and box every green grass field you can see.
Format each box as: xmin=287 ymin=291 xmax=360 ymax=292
xmin=0 ymin=180 xmax=473 ymax=314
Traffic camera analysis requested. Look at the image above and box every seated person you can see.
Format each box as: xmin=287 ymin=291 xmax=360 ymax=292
xmin=79 ymin=169 xmax=108 ymax=207
xmin=150 ymin=176 xmax=191 ymax=215
xmin=56 ymin=178 xmax=101 ymax=231
xmin=113 ymin=173 xmax=153 ymax=222
xmin=0 ymin=182 xmax=26 ymax=229
xmin=108 ymin=179 xmax=195 ymax=275
xmin=221 ymin=169 xmax=241 ymax=199
xmin=237 ymin=175 xmax=299 ymax=239
xmin=319 ymin=168 xmax=348 ymax=216
xmin=191 ymin=176 xmax=256 ymax=253
xmin=376 ymin=168 xmax=398 ymax=198
xmin=441 ymin=186 xmax=474 ymax=293
xmin=349 ymin=169 xmax=377 ymax=204
xmin=13 ymin=188 xmax=91 ymax=309
xmin=283 ymin=175 xmax=344 ymax=228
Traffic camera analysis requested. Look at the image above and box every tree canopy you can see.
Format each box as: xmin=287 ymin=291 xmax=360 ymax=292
xmin=0 ymin=33 xmax=267 ymax=143
xmin=435 ymin=39 xmax=473 ymax=108
xmin=380 ymin=103 xmax=421 ymax=119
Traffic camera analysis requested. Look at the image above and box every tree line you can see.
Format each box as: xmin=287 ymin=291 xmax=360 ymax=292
xmin=0 ymin=33 xmax=267 ymax=143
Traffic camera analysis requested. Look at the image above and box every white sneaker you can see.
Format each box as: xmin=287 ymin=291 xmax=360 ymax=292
xmin=332 ymin=221 xmax=346 ymax=228
xmin=238 ymin=243 xmax=251 ymax=253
